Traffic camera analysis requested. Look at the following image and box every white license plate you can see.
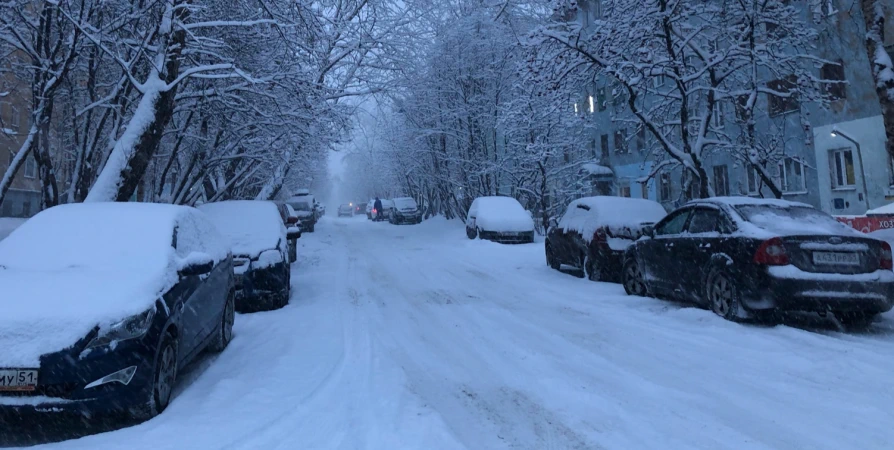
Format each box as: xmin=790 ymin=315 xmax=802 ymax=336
xmin=0 ymin=369 xmax=38 ymax=392
xmin=812 ymin=251 xmax=861 ymax=266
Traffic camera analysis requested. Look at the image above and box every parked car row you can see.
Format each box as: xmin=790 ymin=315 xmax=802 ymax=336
xmin=541 ymin=195 xmax=894 ymax=328
xmin=0 ymin=200 xmax=302 ymax=422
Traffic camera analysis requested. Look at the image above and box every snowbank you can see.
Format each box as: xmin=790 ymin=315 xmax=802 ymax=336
xmin=0 ymin=203 xmax=225 ymax=367
xmin=867 ymin=203 xmax=894 ymax=216
xmin=469 ymin=196 xmax=534 ymax=233
xmin=198 ymin=201 xmax=285 ymax=259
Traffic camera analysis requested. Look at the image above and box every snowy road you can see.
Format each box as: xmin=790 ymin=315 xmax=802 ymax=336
xmin=16 ymin=216 xmax=894 ymax=449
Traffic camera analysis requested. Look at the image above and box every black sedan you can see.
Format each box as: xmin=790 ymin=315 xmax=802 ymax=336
xmin=622 ymin=197 xmax=894 ymax=327
xmin=546 ymin=196 xmax=666 ymax=281
xmin=0 ymin=203 xmax=234 ymax=420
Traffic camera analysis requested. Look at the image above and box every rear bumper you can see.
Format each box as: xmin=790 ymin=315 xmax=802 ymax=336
xmin=480 ymin=230 xmax=534 ymax=244
xmin=391 ymin=213 xmax=421 ymax=224
xmin=740 ymin=267 xmax=894 ymax=314
xmin=237 ymin=262 xmax=288 ymax=311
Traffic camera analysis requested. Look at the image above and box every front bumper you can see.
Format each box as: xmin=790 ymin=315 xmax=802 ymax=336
xmin=0 ymin=337 xmax=157 ymax=420
xmin=391 ymin=212 xmax=422 ymax=224
xmin=740 ymin=266 xmax=894 ymax=314
xmin=480 ymin=230 xmax=535 ymax=244
xmin=236 ymin=262 xmax=288 ymax=311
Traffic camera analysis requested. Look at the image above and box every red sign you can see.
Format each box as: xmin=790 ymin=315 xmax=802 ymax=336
xmin=835 ymin=215 xmax=894 ymax=233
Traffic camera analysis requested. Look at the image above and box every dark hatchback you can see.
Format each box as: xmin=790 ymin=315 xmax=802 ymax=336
xmin=199 ymin=200 xmax=299 ymax=312
xmin=0 ymin=204 xmax=235 ymax=421
xmin=622 ymin=197 xmax=894 ymax=326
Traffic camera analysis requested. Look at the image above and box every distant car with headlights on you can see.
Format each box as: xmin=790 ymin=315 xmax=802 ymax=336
xmin=338 ymin=204 xmax=354 ymax=217
xmin=389 ymin=197 xmax=423 ymax=224
xmin=0 ymin=203 xmax=234 ymax=420
xmin=199 ymin=200 xmax=300 ymax=312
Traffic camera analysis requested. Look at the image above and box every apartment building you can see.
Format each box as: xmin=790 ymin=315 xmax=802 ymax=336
xmin=572 ymin=0 xmax=894 ymax=215
xmin=0 ymin=86 xmax=39 ymax=218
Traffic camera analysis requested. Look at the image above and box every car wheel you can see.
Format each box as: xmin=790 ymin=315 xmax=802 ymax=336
xmin=210 ymin=290 xmax=235 ymax=352
xmin=706 ymin=270 xmax=740 ymax=321
xmin=622 ymin=259 xmax=647 ymax=296
xmin=138 ymin=332 xmax=178 ymax=419
xmin=835 ymin=312 xmax=877 ymax=330
xmin=545 ymin=243 xmax=561 ymax=270
xmin=466 ymin=227 xmax=478 ymax=240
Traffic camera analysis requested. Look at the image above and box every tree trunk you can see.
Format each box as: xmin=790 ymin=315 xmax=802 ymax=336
xmin=862 ymin=0 xmax=894 ymax=161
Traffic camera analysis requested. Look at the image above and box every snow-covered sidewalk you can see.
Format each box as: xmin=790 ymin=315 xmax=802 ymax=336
xmin=18 ymin=215 xmax=894 ymax=449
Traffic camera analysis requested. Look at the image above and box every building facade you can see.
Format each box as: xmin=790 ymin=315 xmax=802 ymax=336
xmin=572 ymin=0 xmax=894 ymax=215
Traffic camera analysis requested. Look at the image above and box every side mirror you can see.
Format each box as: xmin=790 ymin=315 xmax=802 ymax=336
xmin=287 ymin=216 xmax=298 ymax=225
xmin=287 ymin=227 xmax=302 ymax=240
xmin=642 ymin=225 xmax=654 ymax=238
xmin=178 ymin=252 xmax=214 ymax=276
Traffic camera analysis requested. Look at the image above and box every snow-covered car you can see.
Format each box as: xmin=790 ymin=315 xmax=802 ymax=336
xmin=622 ymin=197 xmax=894 ymax=327
xmin=0 ymin=203 xmax=234 ymax=420
xmin=389 ymin=197 xmax=422 ymax=225
xmin=465 ymin=196 xmax=535 ymax=244
xmin=338 ymin=204 xmax=354 ymax=217
xmin=273 ymin=202 xmax=300 ymax=263
xmin=199 ymin=201 xmax=300 ymax=312
xmin=546 ymin=196 xmax=666 ymax=281
xmin=286 ymin=194 xmax=317 ymax=233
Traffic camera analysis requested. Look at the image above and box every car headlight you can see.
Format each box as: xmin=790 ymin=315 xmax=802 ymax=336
xmin=86 ymin=307 xmax=156 ymax=350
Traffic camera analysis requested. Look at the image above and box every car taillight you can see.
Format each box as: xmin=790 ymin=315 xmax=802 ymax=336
xmin=593 ymin=227 xmax=608 ymax=245
xmin=880 ymin=242 xmax=893 ymax=270
xmin=753 ymin=237 xmax=789 ymax=265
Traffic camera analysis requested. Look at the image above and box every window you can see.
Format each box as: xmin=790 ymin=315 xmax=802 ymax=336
xmin=614 ymin=129 xmax=627 ymax=153
xmin=821 ymin=0 xmax=838 ymax=16
xmin=588 ymin=95 xmax=595 ymax=113
xmin=659 ymin=172 xmax=672 ymax=202
xmin=711 ymin=101 xmax=725 ymax=127
xmin=600 ymin=134 xmax=610 ymax=160
xmin=712 ymin=165 xmax=729 ymax=197
xmin=24 ymin=155 xmax=36 ymax=178
xmin=778 ymin=157 xmax=806 ymax=193
xmin=820 ymin=61 xmax=846 ymax=101
xmin=655 ymin=209 xmax=691 ymax=236
xmin=768 ymin=75 xmax=799 ymax=116
xmin=641 ymin=181 xmax=649 ymax=199
xmin=589 ymin=138 xmax=597 ymax=158
xmin=619 ymin=181 xmax=631 ymax=197
xmin=21 ymin=199 xmax=30 ymax=217
xmin=653 ymin=72 xmax=666 ymax=88
xmin=746 ymin=167 xmax=761 ymax=195
xmin=735 ymin=94 xmax=750 ymax=120
xmin=636 ymin=127 xmax=646 ymax=152
xmin=9 ymin=106 xmax=20 ymax=131
xmin=597 ymin=87 xmax=606 ymax=112
xmin=591 ymin=0 xmax=602 ymax=19
xmin=573 ymin=103 xmax=579 ymax=114
xmin=686 ymin=208 xmax=720 ymax=234
xmin=829 ymin=148 xmax=856 ymax=189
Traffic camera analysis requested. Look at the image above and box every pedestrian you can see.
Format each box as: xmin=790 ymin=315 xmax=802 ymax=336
xmin=374 ymin=197 xmax=383 ymax=221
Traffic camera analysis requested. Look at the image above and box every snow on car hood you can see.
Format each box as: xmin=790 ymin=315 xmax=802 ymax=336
xmin=473 ymin=197 xmax=534 ymax=233
xmin=0 ymin=203 xmax=199 ymax=367
xmin=199 ymin=201 xmax=284 ymax=258
xmin=0 ymin=269 xmax=172 ymax=367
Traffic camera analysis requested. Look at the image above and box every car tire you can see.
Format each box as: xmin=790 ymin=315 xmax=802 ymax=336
xmin=836 ymin=312 xmax=877 ymax=330
xmin=545 ymin=243 xmax=561 ymax=270
xmin=137 ymin=332 xmax=178 ymax=419
xmin=466 ymin=227 xmax=478 ymax=240
xmin=706 ymin=269 xmax=741 ymax=321
xmin=622 ymin=259 xmax=647 ymax=296
xmin=209 ymin=290 xmax=235 ymax=352
xmin=308 ymin=223 xmax=315 ymax=233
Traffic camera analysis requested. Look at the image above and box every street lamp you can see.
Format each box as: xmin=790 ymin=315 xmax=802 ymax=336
xmin=830 ymin=128 xmax=871 ymax=212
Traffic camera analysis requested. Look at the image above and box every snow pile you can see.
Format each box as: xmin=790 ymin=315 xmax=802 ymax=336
xmin=867 ymin=203 xmax=894 ymax=216
xmin=198 ymin=200 xmax=285 ymax=259
xmin=469 ymin=196 xmax=534 ymax=232
xmin=393 ymin=197 xmax=418 ymax=211
xmin=559 ymin=196 xmax=666 ymax=243
xmin=0 ymin=217 xmax=26 ymax=241
xmin=0 ymin=203 xmax=224 ymax=367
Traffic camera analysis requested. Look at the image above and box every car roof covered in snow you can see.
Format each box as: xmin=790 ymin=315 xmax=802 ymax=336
xmin=867 ymin=203 xmax=894 ymax=216
xmin=469 ymin=196 xmax=534 ymax=232
xmin=560 ymin=196 xmax=666 ymax=236
xmin=686 ymin=197 xmax=859 ymax=238
xmin=394 ymin=197 xmax=417 ymax=208
xmin=0 ymin=202 xmax=228 ymax=367
xmin=199 ymin=200 xmax=285 ymax=258
xmin=689 ymin=196 xmax=812 ymax=209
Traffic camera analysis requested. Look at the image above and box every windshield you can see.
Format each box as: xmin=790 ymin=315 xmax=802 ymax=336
xmin=289 ymin=201 xmax=312 ymax=211
xmin=735 ymin=205 xmax=853 ymax=235
xmin=394 ymin=198 xmax=417 ymax=209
